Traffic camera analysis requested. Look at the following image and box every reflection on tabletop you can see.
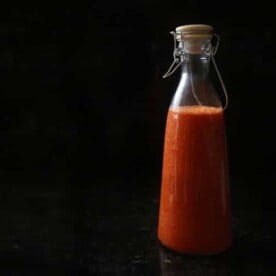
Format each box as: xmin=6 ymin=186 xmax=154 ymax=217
xmin=158 ymin=230 xmax=276 ymax=276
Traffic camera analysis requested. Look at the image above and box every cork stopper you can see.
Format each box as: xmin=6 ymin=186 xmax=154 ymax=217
xmin=175 ymin=24 xmax=213 ymax=41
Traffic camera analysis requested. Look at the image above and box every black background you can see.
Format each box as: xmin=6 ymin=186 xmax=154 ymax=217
xmin=1 ymin=3 xmax=276 ymax=189
xmin=1 ymin=2 xmax=276 ymax=274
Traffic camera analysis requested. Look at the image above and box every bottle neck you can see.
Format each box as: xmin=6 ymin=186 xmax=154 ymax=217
xmin=171 ymin=50 xmax=219 ymax=109
xmin=181 ymin=54 xmax=210 ymax=81
xmin=178 ymin=39 xmax=211 ymax=80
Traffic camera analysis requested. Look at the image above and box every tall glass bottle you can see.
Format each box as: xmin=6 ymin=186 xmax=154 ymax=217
xmin=158 ymin=25 xmax=232 ymax=255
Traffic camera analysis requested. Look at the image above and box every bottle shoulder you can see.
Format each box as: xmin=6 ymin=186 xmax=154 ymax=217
xmin=171 ymin=76 xmax=221 ymax=108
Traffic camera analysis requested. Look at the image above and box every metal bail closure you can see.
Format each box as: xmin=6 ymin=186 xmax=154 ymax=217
xmin=211 ymin=34 xmax=229 ymax=110
xmin=162 ymin=32 xmax=184 ymax=78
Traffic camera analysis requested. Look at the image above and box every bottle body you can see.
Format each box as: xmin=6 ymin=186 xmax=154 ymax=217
xmin=158 ymin=106 xmax=231 ymax=254
xmin=158 ymin=52 xmax=232 ymax=254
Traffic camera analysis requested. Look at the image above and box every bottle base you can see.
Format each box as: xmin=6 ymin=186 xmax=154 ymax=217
xmin=158 ymin=238 xmax=232 ymax=256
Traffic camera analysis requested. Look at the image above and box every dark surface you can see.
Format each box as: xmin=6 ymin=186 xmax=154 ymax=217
xmin=1 ymin=178 xmax=276 ymax=275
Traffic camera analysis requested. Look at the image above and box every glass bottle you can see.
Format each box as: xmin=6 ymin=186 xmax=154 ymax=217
xmin=158 ymin=24 xmax=232 ymax=255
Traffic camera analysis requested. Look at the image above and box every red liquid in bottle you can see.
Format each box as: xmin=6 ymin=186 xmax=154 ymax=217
xmin=158 ymin=105 xmax=232 ymax=254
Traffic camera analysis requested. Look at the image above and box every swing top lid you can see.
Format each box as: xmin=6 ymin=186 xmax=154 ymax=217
xmin=175 ymin=24 xmax=213 ymax=40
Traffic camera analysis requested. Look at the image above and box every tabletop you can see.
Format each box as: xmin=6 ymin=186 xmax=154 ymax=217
xmin=1 ymin=178 xmax=276 ymax=275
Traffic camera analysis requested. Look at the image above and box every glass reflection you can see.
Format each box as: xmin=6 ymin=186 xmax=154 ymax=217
xmin=159 ymin=244 xmax=229 ymax=276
